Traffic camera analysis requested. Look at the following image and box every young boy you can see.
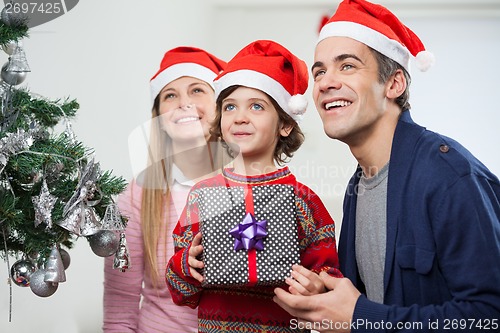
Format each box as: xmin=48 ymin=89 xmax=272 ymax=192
xmin=166 ymin=40 xmax=342 ymax=333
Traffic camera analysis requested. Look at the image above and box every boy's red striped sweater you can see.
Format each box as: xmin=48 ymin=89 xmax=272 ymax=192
xmin=166 ymin=167 xmax=342 ymax=333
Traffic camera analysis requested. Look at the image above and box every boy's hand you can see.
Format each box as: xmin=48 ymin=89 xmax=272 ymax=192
xmin=188 ymin=232 xmax=204 ymax=282
xmin=285 ymin=264 xmax=326 ymax=296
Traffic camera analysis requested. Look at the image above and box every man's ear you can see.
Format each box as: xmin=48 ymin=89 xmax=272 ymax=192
xmin=386 ymin=69 xmax=407 ymax=99
xmin=280 ymin=123 xmax=293 ymax=137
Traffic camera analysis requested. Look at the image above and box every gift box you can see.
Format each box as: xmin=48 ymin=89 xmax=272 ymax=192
xmin=198 ymin=184 xmax=300 ymax=288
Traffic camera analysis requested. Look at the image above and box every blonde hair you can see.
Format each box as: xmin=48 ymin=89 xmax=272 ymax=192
xmin=140 ymin=97 xmax=227 ymax=287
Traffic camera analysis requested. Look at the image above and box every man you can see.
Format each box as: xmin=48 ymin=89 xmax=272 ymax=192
xmin=273 ymin=0 xmax=500 ymax=332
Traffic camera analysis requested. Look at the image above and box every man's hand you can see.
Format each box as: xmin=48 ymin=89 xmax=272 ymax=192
xmin=274 ymin=272 xmax=361 ymax=333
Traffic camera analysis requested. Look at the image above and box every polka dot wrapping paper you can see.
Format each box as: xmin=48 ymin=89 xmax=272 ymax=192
xmin=198 ymin=184 xmax=300 ymax=288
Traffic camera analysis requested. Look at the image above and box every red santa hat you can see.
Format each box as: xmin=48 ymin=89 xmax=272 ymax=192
xmin=150 ymin=46 xmax=227 ymax=105
xmin=214 ymin=40 xmax=309 ymax=121
xmin=318 ymin=0 xmax=434 ymax=72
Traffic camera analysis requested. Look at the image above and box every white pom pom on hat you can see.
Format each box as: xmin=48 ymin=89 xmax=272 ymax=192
xmin=318 ymin=0 xmax=434 ymax=73
xmin=214 ymin=40 xmax=309 ymax=121
xmin=288 ymin=94 xmax=308 ymax=116
xmin=415 ymin=50 xmax=435 ymax=72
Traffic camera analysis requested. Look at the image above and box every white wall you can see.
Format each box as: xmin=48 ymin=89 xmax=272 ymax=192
xmin=1 ymin=1 xmax=499 ymax=332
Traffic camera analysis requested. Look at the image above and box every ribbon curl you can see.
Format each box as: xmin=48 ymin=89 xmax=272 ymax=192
xmin=229 ymin=212 xmax=268 ymax=251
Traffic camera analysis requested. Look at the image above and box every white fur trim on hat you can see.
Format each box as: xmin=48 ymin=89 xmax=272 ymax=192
xmin=150 ymin=63 xmax=217 ymax=105
xmin=214 ymin=69 xmax=297 ymax=117
xmin=318 ymin=21 xmax=411 ymax=73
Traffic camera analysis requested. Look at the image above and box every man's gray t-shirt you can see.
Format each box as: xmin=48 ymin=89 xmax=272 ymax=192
xmin=355 ymin=163 xmax=389 ymax=303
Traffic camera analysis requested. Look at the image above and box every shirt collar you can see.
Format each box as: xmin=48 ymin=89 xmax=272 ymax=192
xmin=171 ymin=164 xmax=195 ymax=187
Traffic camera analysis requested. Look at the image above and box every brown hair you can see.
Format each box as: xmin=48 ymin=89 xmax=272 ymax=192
xmin=211 ymin=85 xmax=304 ymax=165
xmin=369 ymin=46 xmax=412 ymax=111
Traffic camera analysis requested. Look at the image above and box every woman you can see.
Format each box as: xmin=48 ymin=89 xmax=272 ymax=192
xmin=103 ymin=47 xmax=227 ymax=333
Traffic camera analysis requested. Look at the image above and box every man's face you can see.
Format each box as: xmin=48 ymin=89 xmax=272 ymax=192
xmin=312 ymin=37 xmax=389 ymax=146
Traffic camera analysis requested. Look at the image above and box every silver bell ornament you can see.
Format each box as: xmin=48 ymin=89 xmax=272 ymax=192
xmin=29 ymin=269 xmax=58 ymax=297
xmin=1 ymin=62 xmax=27 ymax=85
xmin=5 ymin=44 xmax=31 ymax=73
xmin=88 ymin=230 xmax=120 ymax=257
xmin=10 ymin=259 xmax=36 ymax=287
xmin=57 ymin=204 xmax=101 ymax=236
xmin=101 ymin=204 xmax=125 ymax=231
xmin=44 ymin=245 xmax=66 ymax=283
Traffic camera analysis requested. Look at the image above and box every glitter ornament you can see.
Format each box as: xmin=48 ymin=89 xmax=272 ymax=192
xmin=88 ymin=230 xmax=120 ymax=257
xmin=113 ymin=232 xmax=130 ymax=272
xmin=44 ymin=245 xmax=66 ymax=283
xmin=10 ymin=259 xmax=36 ymax=287
xmin=32 ymin=180 xmax=57 ymax=228
xmin=29 ymin=269 xmax=58 ymax=297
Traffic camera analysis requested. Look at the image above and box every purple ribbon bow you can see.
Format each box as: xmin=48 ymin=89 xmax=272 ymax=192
xmin=229 ymin=212 xmax=268 ymax=251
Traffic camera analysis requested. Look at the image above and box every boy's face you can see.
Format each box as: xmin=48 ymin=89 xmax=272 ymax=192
xmin=220 ymin=86 xmax=289 ymax=164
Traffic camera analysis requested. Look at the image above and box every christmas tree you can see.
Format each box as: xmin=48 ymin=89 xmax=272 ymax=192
xmin=0 ymin=6 xmax=128 ymax=306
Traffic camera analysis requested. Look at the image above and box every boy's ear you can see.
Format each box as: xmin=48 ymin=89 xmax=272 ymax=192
xmin=280 ymin=123 xmax=293 ymax=137
xmin=386 ymin=69 xmax=407 ymax=99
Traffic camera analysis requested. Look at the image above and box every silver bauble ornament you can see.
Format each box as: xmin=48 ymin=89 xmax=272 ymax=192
xmin=0 ymin=7 xmax=29 ymax=27
xmin=2 ymin=40 xmax=20 ymax=55
xmin=10 ymin=259 xmax=36 ymax=287
xmin=1 ymin=62 xmax=27 ymax=85
xmin=27 ymin=251 xmax=43 ymax=267
xmin=60 ymin=248 xmax=71 ymax=270
xmin=29 ymin=269 xmax=58 ymax=297
xmin=88 ymin=230 xmax=120 ymax=257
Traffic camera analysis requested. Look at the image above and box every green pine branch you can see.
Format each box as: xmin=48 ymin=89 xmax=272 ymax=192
xmin=0 ymin=20 xmax=29 ymax=45
xmin=8 ymin=89 xmax=79 ymax=129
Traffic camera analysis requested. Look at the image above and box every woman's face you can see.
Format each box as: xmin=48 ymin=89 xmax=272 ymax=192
xmin=157 ymin=76 xmax=216 ymax=145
